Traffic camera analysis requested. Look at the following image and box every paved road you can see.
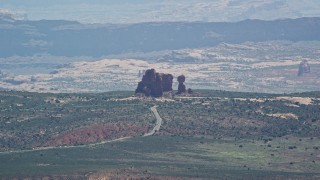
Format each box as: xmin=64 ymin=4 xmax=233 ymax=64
xmin=0 ymin=106 xmax=162 ymax=154
xmin=0 ymin=136 xmax=132 ymax=154
xmin=144 ymin=106 xmax=162 ymax=137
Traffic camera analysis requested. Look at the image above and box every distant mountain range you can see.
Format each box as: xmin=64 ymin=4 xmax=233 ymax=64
xmin=1 ymin=17 xmax=320 ymax=58
xmin=1 ymin=0 xmax=320 ymax=23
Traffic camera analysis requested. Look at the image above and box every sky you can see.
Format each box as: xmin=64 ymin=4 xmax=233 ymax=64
xmin=1 ymin=0 xmax=320 ymax=23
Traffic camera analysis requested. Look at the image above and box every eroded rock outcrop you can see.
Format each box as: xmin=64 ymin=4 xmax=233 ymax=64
xmin=135 ymin=69 xmax=193 ymax=97
xmin=177 ymin=75 xmax=186 ymax=94
xmin=135 ymin=69 xmax=173 ymax=97
xmin=162 ymin=74 xmax=173 ymax=92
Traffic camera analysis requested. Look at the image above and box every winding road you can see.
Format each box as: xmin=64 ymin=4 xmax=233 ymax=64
xmin=0 ymin=105 xmax=162 ymax=154
xmin=143 ymin=106 xmax=162 ymax=137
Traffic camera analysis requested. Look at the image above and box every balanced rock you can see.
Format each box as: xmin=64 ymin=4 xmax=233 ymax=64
xmin=177 ymin=75 xmax=186 ymax=94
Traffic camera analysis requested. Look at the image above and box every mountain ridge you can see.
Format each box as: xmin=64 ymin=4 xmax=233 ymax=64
xmin=1 ymin=17 xmax=320 ymax=57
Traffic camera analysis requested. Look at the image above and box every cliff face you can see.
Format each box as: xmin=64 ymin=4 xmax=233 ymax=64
xmin=135 ymin=69 xmax=173 ymax=97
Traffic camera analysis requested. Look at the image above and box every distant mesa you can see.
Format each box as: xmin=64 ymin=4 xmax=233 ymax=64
xmin=298 ymin=60 xmax=311 ymax=76
xmin=135 ymin=69 xmax=192 ymax=97
xmin=3 ymin=78 xmax=25 ymax=85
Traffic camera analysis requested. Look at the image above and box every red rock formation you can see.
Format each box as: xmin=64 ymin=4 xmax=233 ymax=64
xmin=162 ymin=74 xmax=173 ymax=92
xmin=135 ymin=69 xmax=173 ymax=97
xmin=177 ymin=75 xmax=186 ymax=94
xmin=155 ymin=73 xmax=164 ymax=97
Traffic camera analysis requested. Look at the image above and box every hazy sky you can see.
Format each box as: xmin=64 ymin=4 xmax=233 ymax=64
xmin=1 ymin=0 xmax=320 ymax=23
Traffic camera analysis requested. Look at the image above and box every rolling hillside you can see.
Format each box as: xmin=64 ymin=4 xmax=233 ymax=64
xmin=0 ymin=90 xmax=319 ymax=179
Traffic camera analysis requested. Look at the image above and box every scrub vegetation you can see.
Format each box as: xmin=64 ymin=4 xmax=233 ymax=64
xmin=0 ymin=90 xmax=319 ymax=179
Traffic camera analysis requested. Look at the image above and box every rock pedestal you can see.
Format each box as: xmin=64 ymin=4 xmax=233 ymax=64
xmin=177 ymin=75 xmax=186 ymax=94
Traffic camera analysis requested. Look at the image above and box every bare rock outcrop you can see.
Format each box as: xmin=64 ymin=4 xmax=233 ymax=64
xmin=162 ymin=74 xmax=173 ymax=92
xmin=135 ymin=69 xmax=192 ymax=97
xmin=135 ymin=69 xmax=173 ymax=97
xmin=177 ymin=75 xmax=186 ymax=94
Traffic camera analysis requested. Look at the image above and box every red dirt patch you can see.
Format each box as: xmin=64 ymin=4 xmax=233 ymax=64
xmin=44 ymin=123 xmax=149 ymax=147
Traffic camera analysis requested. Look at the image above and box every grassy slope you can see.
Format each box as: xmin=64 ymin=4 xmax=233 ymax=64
xmin=0 ymin=136 xmax=319 ymax=179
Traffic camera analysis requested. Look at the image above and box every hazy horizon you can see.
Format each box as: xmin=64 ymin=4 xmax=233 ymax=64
xmin=1 ymin=0 xmax=320 ymax=24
